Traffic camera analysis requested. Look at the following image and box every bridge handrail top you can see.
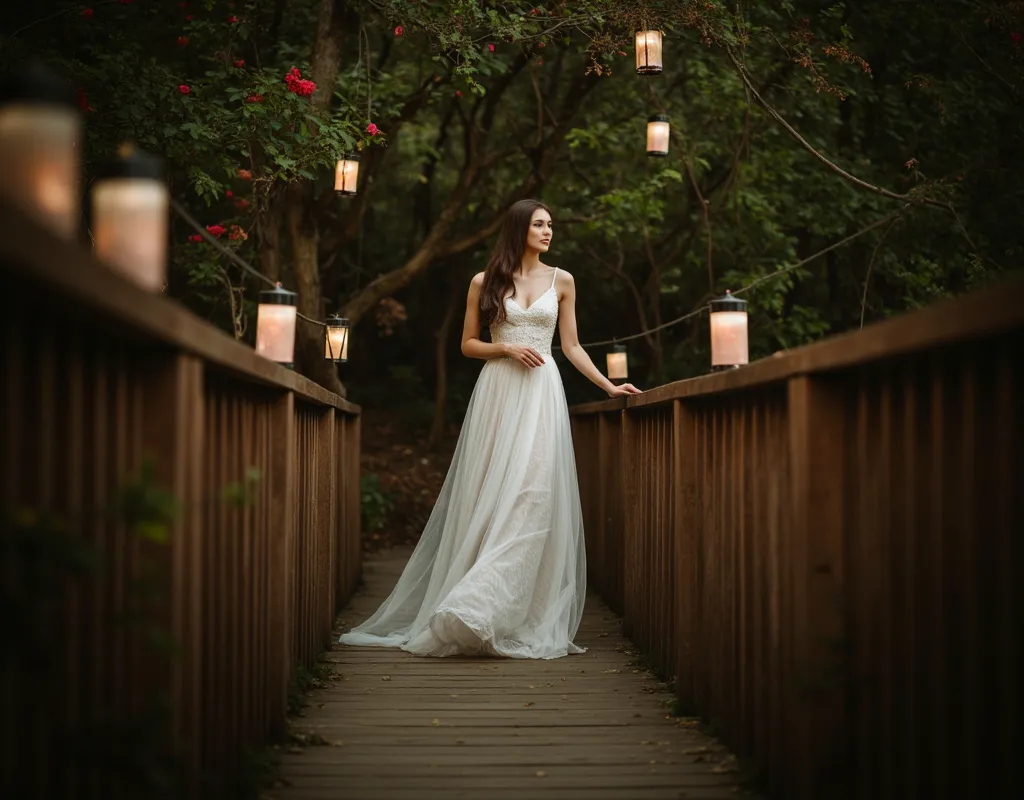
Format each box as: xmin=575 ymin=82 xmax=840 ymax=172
xmin=571 ymin=273 xmax=1024 ymax=414
xmin=0 ymin=201 xmax=358 ymax=415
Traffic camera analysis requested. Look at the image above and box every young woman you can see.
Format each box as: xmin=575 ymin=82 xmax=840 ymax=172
xmin=338 ymin=199 xmax=642 ymax=659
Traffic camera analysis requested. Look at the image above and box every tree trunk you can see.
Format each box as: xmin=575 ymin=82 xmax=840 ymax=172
xmin=258 ymin=186 xmax=282 ymax=283
xmin=288 ymin=184 xmax=346 ymax=395
xmin=286 ymin=0 xmax=354 ymax=392
xmin=428 ymin=279 xmax=461 ymax=449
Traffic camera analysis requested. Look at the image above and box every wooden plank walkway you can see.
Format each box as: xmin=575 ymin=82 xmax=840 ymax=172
xmin=268 ymin=548 xmax=761 ymax=800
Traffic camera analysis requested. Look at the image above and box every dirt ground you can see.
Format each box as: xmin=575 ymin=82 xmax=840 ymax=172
xmin=358 ymin=408 xmax=458 ymax=553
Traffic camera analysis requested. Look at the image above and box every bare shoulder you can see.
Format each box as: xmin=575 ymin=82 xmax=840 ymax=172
xmin=470 ymin=271 xmax=486 ymax=288
xmin=554 ymin=267 xmax=575 ymax=290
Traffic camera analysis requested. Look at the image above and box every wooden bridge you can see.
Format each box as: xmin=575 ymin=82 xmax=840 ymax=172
xmin=2 ymin=203 xmax=1021 ymax=800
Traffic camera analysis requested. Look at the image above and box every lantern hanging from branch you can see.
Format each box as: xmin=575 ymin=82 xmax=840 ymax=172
xmin=334 ymin=153 xmax=360 ymax=196
xmin=0 ymin=62 xmax=81 ymax=238
xmin=91 ymin=144 xmax=168 ymax=292
xmin=325 ymin=314 xmax=350 ymax=362
xmin=646 ymin=114 xmax=669 ymax=157
xmin=635 ymin=30 xmax=664 ymax=75
xmin=606 ymin=343 xmax=628 ymax=383
xmin=256 ymin=283 xmax=298 ymax=368
xmin=709 ymin=291 xmax=748 ymax=371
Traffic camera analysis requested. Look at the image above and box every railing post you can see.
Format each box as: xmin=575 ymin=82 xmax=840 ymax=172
xmin=139 ymin=353 xmax=205 ymax=783
xmin=673 ymin=399 xmax=699 ymax=714
xmin=268 ymin=390 xmax=296 ymax=739
xmin=787 ymin=375 xmax=848 ymax=799
xmin=620 ymin=406 xmax=638 ymax=639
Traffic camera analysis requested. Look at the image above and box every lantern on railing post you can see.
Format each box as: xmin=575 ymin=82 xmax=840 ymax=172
xmin=0 ymin=62 xmax=81 ymax=238
xmin=646 ymin=114 xmax=669 ymax=157
xmin=709 ymin=291 xmax=748 ymax=371
xmin=255 ymin=282 xmax=298 ymax=368
xmin=606 ymin=342 xmax=628 ymax=384
xmin=635 ymin=30 xmax=664 ymax=75
xmin=334 ymin=153 xmax=360 ymax=196
xmin=325 ymin=314 xmax=350 ymax=362
xmin=91 ymin=144 xmax=168 ymax=292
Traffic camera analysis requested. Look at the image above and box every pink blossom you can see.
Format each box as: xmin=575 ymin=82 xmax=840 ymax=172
xmin=394 ymin=25 xmax=404 ymax=37
xmin=178 ymin=84 xmax=191 ymax=94
xmin=487 ymin=43 xmax=495 ymax=52
xmin=227 ymin=15 xmax=239 ymax=24
xmin=366 ymin=123 xmax=379 ymax=136
xmin=177 ymin=36 xmax=189 ymax=46
xmin=206 ymin=224 xmax=226 ymax=238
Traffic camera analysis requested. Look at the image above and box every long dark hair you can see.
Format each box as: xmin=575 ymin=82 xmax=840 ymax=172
xmin=479 ymin=199 xmax=551 ymax=328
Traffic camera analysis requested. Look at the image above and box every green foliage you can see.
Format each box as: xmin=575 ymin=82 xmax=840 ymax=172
xmin=360 ymin=473 xmax=395 ymax=533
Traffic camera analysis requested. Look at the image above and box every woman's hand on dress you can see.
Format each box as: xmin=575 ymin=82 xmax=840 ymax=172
xmin=607 ymin=383 xmax=642 ymax=397
xmin=504 ymin=344 xmax=546 ymax=368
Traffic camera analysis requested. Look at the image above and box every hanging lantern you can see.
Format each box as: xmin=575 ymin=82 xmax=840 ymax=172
xmin=255 ymin=283 xmax=298 ymax=368
xmin=606 ymin=343 xmax=628 ymax=382
xmin=646 ymin=114 xmax=670 ymax=157
xmin=334 ymin=153 xmax=360 ymax=196
xmin=0 ymin=62 xmax=81 ymax=238
xmin=709 ymin=291 xmax=749 ymax=370
xmin=91 ymin=144 xmax=168 ymax=292
xmin=635 ymin=30 xmax=664 ymax=75
xmin=325 ymin=314 xmax=350 ymax=362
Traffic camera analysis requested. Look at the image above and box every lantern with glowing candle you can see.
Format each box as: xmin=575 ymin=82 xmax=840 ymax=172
xmin=606 ymin=343 xmax=628 ymax=383
xmin=635 ymin=30 xmax=664 ymax=75
xmin=255 ymin=283 xmax=298 ymax=367
xmin=709 ymin=291 xmax=749 ymax=370
xmin=91 ymin=144 xmax=169 ymax=292
xmin=325 ymin=314 xmax=350 ymax=362
xmin=334 ymin=153 xmax=360 ymax=196
xmin=647 ymin=114 xmax=670 ymax=157
xmin=0 ymin=62 xmax=81 ymax=238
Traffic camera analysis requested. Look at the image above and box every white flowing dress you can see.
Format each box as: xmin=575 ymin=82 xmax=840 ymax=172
xmin=338 ymin=267 xmax=587 ymax=659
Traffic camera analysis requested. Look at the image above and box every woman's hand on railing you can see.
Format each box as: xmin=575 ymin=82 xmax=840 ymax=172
xmin=607 ymin=383 xmax=642 ymax=397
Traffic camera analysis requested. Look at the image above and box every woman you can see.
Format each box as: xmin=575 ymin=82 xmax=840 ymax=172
xmin=338 ymin=199 xmax=642 ymax=659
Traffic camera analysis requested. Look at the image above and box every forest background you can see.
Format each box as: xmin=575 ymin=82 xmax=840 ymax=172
xmin=4 ymin=0 xmax=1022 ymax=538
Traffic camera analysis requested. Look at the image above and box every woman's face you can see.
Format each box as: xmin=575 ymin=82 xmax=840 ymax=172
xmin=525 ymin=208 xmax=553 ymax=254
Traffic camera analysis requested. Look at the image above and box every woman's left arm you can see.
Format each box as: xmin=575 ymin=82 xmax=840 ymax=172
xmin=556 ymin=270 xmax=642 ymax=398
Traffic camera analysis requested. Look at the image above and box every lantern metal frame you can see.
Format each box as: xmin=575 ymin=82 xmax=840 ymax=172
xmin=709 ymin=290 xmax=749 ymax=372
xmin=635 ymin=29 xmax=664 ymax=75
xmin=256 ymin=282 xmax=298 ymax=369
xmin=325 ymin=314 xmax=350 ymax=363
xmin=646 ymin=114 xmax=670 ymax=157
xmin=334 ymin=152 xmax=361 ymax=197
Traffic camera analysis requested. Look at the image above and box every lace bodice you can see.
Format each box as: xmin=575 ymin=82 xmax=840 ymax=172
xmin=491 ymin=268 xmax=559 ymax=357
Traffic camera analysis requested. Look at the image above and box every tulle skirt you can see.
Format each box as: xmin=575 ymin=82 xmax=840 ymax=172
xmin=338 ymin=355 xmax=587 ymax=659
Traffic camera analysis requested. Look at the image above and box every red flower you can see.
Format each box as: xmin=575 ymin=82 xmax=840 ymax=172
xmin=394 ymin=25 xmax=404 ymax=37
xmin=188 ymin=234 xmax=202 ymax=243
xmin=234 ymin=59 xmax=245 ymax=67
xmin=487 ymin=43 xmax=495 ymax=52
xmin=538 ymin=41 xmax=545 ymax=48
xmin=535 ymin=57 xmax=543 ymax=66
xmin=1013 ymin=32 xmax=1022 ymax=46
xmin=178 ymin=84 xmax=191 ymax=94
xmin=206 ymin=224 xmax=226 ymax=238
xmin=185 ymin=14 xmax=192 ymax=20
xmin=82 ymin=8 xmax=93 ymax=17
xmin=456 ymin=90 xmax=463 ymax=98
xmin=227 ymin=15 xmax=239 ymax=23
xmin=285 ymin=68 xmax=316 ymax=97
xmin=76 ymin=88 xmax=89 ymax=112
xmin=366 ymin=123 xmax=379 ymax=136
xmin=234 ymin=198 xmax=250 ymax=209
xmin=177 ymin=36 xmax=189 ymax=46
xmin=237 ymin=168 xmax=252 ymax=180
xmin=225 ymin=190 xmax=233 ymax=198
xmin=246 ymin=94 xmax=263 ymax=103
xmin=617 ymin=50 xmax=627 ymax=56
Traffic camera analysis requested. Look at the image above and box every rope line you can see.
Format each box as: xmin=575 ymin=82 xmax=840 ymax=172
xmin=557 ymin=205 xmax=909 ymax=350
xmin=171 ymin=198 xmax=327 ymax=327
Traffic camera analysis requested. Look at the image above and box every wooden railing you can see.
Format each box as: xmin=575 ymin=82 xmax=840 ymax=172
xmin=571 ymin=277 xmax=1022 ymax=800
xmin=0 ymin=205 xmax=361 ymax=798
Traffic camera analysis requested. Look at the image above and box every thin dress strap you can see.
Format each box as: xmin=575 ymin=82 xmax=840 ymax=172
xmin=550 ymin=266 xmax=558 ymax=290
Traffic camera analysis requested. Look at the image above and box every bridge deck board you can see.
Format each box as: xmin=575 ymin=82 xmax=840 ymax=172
xmin=270 ymin=548 xmax=761 ymax=800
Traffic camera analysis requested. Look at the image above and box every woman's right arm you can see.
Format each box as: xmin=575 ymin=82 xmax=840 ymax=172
xmin=461 ymin=272 xmax=545 ymax=368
